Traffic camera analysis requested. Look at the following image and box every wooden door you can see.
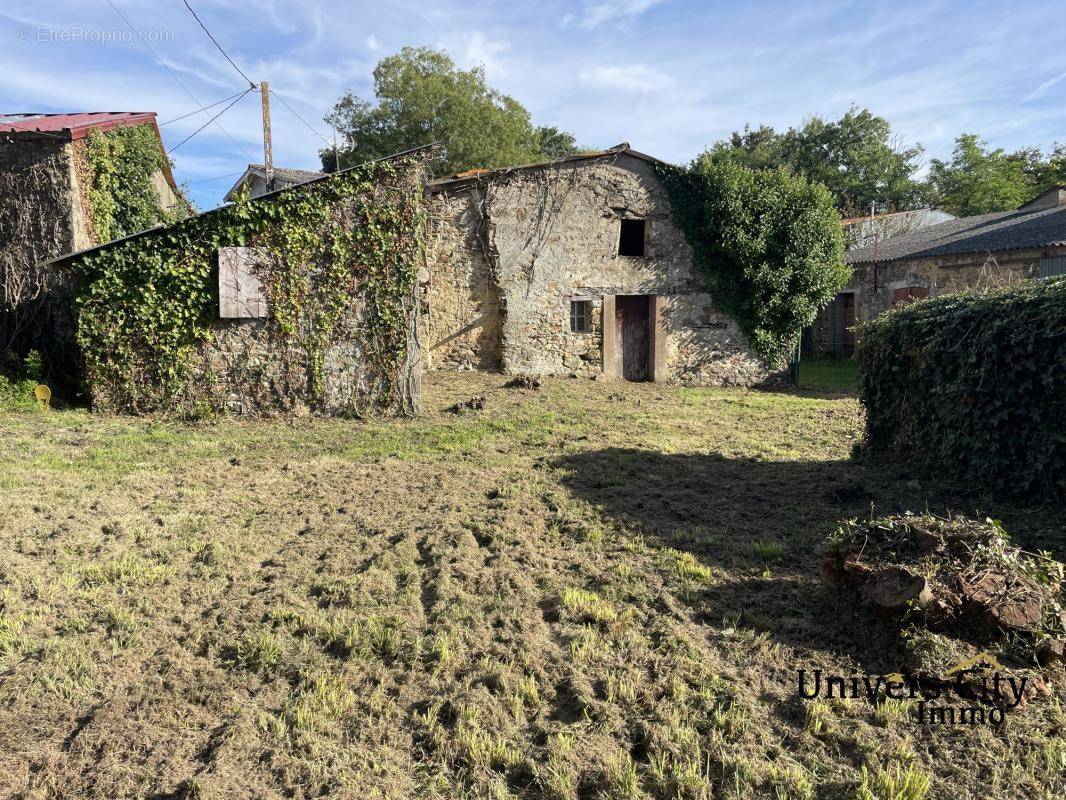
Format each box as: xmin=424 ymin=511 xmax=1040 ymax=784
xmin=615 ymin=295 xmax=650 ymax=381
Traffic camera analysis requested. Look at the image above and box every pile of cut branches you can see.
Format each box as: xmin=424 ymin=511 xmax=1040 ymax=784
xmin=823 ymin=514 xmax=1065 ymax=670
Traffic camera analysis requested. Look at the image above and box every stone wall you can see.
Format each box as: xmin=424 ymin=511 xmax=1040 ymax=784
xmin=422 ymin=190 xmax=502 ymax=370
xmin=425 ymin=154 xmax=772 ymax=386
xmin=0 ymin=135 xmax=78 ymax=311
xmin=187 ymin=291 xmax=421 ymax=418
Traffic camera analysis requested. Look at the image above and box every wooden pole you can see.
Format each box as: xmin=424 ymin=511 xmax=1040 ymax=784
xmin=261 ymin=81 xmax=274 ymax=192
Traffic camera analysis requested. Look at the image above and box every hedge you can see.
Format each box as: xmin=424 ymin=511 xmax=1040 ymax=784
xmin=858 ymin=277 xmax=1066 ymax=501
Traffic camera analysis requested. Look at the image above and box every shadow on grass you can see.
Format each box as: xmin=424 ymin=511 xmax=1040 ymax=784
xmin=553 ymin=447 xmax=1063 ymax=669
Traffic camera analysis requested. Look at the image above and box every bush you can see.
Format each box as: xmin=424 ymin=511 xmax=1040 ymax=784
xmin=656 ymin=157 xmax=849 ymax=365
xmin=0 ymin=374 xmax=38 ymax=412
xmin=858 ymin=277 xmax=1066 ymax=500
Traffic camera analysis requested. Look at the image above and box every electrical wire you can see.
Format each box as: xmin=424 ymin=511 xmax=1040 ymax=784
xmin=181 ymin=0 xmax=256 ymax=89
xmin=169 ymin=88 xmax=253 ymax=152
xmin=160 ymin=90 xmax=250 ymax=125
xmin=102 ymin=0 xmax=255 ymax=161
xmin=270 ymin=89 xmax=333 ymax=148
xmin=186 ymin=171 xmax=244 ymax=184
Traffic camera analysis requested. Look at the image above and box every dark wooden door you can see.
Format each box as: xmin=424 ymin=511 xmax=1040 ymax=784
xmin=616 ymin=295 xmax=650 ymax=381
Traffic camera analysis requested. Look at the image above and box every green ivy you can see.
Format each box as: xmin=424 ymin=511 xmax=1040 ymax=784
xmin=858 ymin=277 xmax=1066 ymax=500
xmin=655 ymin=157 xmax=849 ymax=365
xmin=69 ymin=153 xmax=427 ymax=414
xmin=84 ymin=125 xmax=184 ymax=243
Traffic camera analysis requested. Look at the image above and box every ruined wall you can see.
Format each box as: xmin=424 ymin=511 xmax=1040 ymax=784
xmin=425 ymin=154 xmax=772 ymax=386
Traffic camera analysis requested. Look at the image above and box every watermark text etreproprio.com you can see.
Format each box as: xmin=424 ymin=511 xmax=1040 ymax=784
xmin=17 ymin=26 xmax=174 ymax=44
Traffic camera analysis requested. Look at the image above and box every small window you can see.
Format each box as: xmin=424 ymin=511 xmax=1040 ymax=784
xmin=1040 ymin=256 xmax=1066 ymax=278
xmin=570 ymin=300 xmax=591 ymax=333
xmin=618 ymin=219 xmax=646 ymax=257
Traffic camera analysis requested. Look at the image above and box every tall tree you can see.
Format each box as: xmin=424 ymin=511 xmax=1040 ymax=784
xmin=322 ymin=47 xmax=577 ymax=176
xmin=709 ymin=109 xmax=927 ymax=215
xmin=927 ymin=134 xmax=1053 ymax=215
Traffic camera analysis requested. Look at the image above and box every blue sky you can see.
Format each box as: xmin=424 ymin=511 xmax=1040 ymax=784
xmin=4 ymin=0 xmax=1066 ymax=210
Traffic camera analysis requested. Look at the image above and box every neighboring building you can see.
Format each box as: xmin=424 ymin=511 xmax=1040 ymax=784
xmin=0 ymin=112 xmax=184 ymax=381
xmin=841 ymin=208 xmax=956 ymax=250
xmin=224 ymin=164 xmax=324 ymax=201
xmin=422 ymin=143 xmax=774 ymax=386
xmin=808 ymin=189 xmax=1066 ymax=357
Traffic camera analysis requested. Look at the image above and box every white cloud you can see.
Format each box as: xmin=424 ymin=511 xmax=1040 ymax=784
xmin=1022 ymin=70 xmax=1066 ymax=104
xmin=365 ymin=34 xmax=380 ymax=51
xmin=438 ymin=30 xmax=511 ymax=77
xmin=579 ymin=63 xmax=672 ymax=93
xmin=578 ymin=0 xmax=667 ymax=30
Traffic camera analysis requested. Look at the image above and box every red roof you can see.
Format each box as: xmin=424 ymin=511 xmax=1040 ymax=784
xmin=0 ymin=111 xmax=159 ymax=140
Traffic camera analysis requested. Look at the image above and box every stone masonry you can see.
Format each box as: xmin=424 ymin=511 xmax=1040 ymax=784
xmin=422 ymin=149 xmax=774 ymax=386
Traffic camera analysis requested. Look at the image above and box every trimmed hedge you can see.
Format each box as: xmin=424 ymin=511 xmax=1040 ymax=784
xmin=858 ymin=277 xmax=1066 ymax=501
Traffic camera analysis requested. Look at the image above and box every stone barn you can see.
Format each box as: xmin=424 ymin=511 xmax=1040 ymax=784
xmin=807 ymin=187 xmax=1066 ymax=357
xmin=421 ymin=144 xmax=772 ymax=385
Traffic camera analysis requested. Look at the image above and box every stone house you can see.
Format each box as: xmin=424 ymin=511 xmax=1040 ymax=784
xmin=223 ymin=164 xmax=324 ymax=201
xmin=422 ymin=144 xmax=772 ymax=386
xmin=0 ymin=112 xmax=183 ymax=303
xmin=808 ymin=188 xmax=1066 ymax=357
xmin=0 ymin=112 xmax=184 ymax=379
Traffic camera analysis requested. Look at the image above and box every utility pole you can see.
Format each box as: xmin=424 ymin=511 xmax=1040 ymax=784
xmin=261 ymin=80 xmax=274 ymax=192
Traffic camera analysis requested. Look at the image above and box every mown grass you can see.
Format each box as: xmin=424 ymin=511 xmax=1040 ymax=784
xmin=0 ymin=373 xmax=1061 ymax=799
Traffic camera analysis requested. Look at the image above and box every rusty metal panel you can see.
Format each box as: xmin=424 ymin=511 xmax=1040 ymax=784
xmin=219 ymin=247 xmax=267 ymax=319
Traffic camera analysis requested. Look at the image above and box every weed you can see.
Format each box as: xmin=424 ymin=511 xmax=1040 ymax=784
xmin=287 ymin=672 xmax=355 ymax=733
xmin=82 ymin=553 xmax=168 ymax=588
xmin=560 ymin=588 xmax=618 ymax=625
xmin=751 ymin=540 xmax=784 ymax=561
xmin=855 ymin=765 xmax=931 ymax=800
xmin=874 ymin=698 xmax=912 ymax=726
xmin=236 ymin=631 xmax=283 ymax=671
xmin=603 ymin=752 xmax=639 ymax=800
xmin=804 ymin=700 xmax=833 ymax=737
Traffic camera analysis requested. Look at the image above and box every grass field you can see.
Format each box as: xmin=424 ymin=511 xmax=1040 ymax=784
xmin=0 ymin=374 xmax=1062 ymax=799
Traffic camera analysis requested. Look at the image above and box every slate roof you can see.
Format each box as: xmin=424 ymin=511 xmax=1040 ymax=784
xmin=224 ymin=164 xmax=325 ymax=202
xmin=847 ymin=204 xmax=1066 ymax=264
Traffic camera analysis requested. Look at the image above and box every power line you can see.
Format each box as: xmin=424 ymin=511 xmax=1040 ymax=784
xmin=170 ymin=88 xmax=254 ymax=152
xmin=271 ymin=89 xmax=333 ymax=147
xmin=187 ymin=171 xmax=244 ymax=184
xmin=160 ymin=90 xmax=250 ymax=125
xmin=102 ymin=0 xmax=255 ymax=162
xmin=181 ymin=0 xmax=256 ymax=89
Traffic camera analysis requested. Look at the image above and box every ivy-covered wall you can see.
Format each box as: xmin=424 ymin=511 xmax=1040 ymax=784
xmin=1 ymin=122 xmax=185 ymax=394
xmin=64 ymin=149 xmax=430 ymax=417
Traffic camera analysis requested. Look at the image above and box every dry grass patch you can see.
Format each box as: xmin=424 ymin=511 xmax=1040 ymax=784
xmin=0 ymin=373 xmax=1061 ymax=799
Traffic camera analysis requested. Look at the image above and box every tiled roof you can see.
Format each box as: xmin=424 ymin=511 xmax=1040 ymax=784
xmin=244 ymin=164 xmax=325 ymax=184
xmin=847 ymin=205 xmax=1066 ymax=264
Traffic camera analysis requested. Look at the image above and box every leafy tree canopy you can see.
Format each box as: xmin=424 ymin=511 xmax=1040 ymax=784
xmin=707 ymin=108 xmax=927 ymax=216
xmin=927 ymin=134 xmax=1066 ymax=216
xmin=321 ymin=47 xmax=580 ymax=176
xmin=656 ymin=156 xmax=849 ymax=365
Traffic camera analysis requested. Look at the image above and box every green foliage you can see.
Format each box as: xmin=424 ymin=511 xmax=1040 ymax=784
xmin=534 ymin=125 xmax=581 ymax=159
xmin=858 ymin=277 xmax=1066 ymax=500
xmin=926 ymin=134 xmax=1066 ymax=216
xmin=710 ymin=108 xmax=927 ymax=215
xmin=656 ymin=157 xmax=849 ymax=365
xmin=322 ymin=47 xmax=576 ymax=175
xmin=84 ymin=124 xmax=184 ymax=242
xmin=70 ymin=153 xmax=427 ymax=414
